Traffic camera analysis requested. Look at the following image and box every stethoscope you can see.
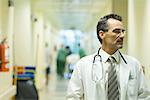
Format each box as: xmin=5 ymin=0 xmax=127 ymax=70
xmin=91 ymin=47 xmax=127 ymax=83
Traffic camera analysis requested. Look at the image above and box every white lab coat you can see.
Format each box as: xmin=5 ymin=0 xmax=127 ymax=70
xmin=67 ymin=53 xmax=150 ymax=100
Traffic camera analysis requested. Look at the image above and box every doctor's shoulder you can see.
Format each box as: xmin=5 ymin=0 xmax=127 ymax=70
xmin=122 ymin=54 xmax=142 ymax=70
xmin=74 ymin=54 xmax=94 ymax=68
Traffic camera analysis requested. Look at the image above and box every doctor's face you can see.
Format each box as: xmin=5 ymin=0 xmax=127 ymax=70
xmin=101 ymin=18 xmax=125 ymax=53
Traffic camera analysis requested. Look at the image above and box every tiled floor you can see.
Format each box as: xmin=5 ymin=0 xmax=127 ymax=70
xmin=39 ymin=74 xmax=69 ymax=100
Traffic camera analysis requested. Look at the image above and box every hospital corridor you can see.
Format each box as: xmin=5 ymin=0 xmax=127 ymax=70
xmin=0 ymin=0 xmax=150 ymax=100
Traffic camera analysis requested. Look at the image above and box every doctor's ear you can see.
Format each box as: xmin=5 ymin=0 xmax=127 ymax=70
xmin=99 ymin=30 xmax=105 ymax=39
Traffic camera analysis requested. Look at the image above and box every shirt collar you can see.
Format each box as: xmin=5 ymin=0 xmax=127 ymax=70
xmin=99 ymin=48 xmax=120 ymax=63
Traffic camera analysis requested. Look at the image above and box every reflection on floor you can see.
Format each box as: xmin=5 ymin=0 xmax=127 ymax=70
xmin=39 ymin=74 xmax=69 ymax=100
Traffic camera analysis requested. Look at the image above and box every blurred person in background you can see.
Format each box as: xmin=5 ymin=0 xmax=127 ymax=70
xmin=45 ymin=43 xmax=51 ymax=86
xmin=78 ymin=43 xmax=86 ymax=58
xmin=56 ymin=44 xmax=71 ymax=79
xmin=45 ymin=63 xmax=51 ymax=86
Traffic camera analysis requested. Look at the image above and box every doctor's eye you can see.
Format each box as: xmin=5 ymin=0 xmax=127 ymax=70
xmin=112 ymin=28 xmax=125 ymax=34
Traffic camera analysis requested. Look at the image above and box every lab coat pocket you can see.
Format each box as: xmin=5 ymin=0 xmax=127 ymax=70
xmin=127 ymin=78 xmax=137 ymax=96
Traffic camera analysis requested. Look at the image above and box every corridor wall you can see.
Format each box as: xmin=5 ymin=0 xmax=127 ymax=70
xmin=32 ymin=13 xmax=46 ymax=89
xmin=128 ymin=0 xmax=150 ymax=86
xmin=0 ymin=0 xmax=16 ymax=99
xmin=13 ymin=0 xmax=33 ymax=65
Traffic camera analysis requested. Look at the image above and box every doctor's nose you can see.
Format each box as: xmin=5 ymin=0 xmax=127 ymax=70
xmin=118 ymin=30 xmax=126 ymax=38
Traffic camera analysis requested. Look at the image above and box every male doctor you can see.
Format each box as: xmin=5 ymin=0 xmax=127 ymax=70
xmin=67 ymin=14 xmax=150 ymax=100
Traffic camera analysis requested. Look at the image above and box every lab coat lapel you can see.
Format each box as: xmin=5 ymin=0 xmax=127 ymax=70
xmin=120 ymin=62 xmax=130 ymax=99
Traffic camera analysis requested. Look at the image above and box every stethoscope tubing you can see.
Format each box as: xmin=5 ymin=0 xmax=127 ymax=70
xmin=91 ymin=47 xmax=127 ymax=83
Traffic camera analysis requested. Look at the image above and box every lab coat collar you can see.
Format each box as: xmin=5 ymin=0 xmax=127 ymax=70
xmin=99 ymin=48 xmax=120 ymax=63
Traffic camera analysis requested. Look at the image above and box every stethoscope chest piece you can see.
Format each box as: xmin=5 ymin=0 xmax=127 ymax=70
xmin=92 ymin=50 xmax=104 ymax=83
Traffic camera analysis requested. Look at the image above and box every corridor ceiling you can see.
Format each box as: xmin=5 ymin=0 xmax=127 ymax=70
xmin=32 ymin=0 xmax=111 ymax=31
